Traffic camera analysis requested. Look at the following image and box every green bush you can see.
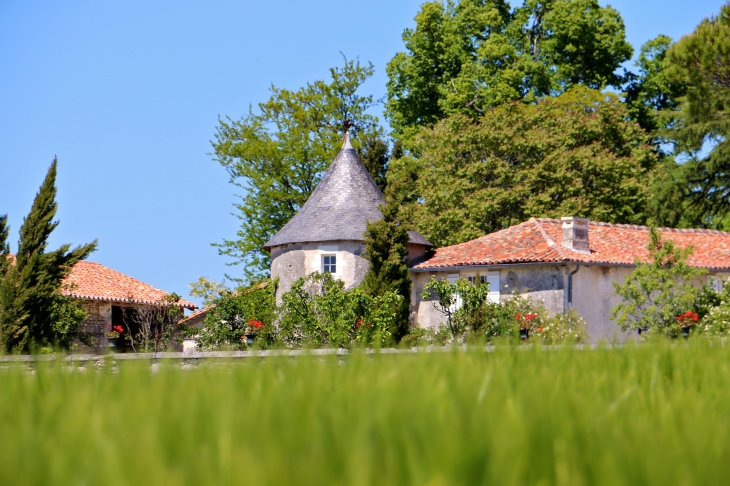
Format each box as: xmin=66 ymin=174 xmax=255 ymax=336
xmin=279 ymin=272 xmax=401 ymax=348
xmin=189 ymin=280 xmax=277 ymax=350
xmin=611 ymin=228 xmax=707 ymax=338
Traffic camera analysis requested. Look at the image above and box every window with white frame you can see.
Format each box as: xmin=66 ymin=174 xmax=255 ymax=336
xmin=322 ymin=255 xmax=337 ymax=273
xmin=463 ymin=273 xmax=500 ymax=303
xmin=709 ymin=275 xmax=724 ymax=293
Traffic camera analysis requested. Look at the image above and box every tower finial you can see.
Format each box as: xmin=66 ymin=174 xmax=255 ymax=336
xmin=342 ymin=130 xmax=353 ymax=150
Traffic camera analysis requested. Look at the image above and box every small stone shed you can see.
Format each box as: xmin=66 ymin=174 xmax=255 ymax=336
xmin=263 ymin=132 xmax=433 ymax=302
xmin=411 ymin=217 xmax=730 ymax=342
xmin=62 ymin=261 xmax=197 ymax=351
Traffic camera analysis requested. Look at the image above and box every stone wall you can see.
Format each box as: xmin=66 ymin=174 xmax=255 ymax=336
xmin=270 ymin=240 xmax=369 ymax=303
xmin=412 ymin=264 xmax=730 ymax=343
xmin=76 ymin=300 xmax=112 ymax=353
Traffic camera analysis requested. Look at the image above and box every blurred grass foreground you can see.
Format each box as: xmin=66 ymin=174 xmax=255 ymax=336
xmin=2 ymin=343 xmax=730 ymax=485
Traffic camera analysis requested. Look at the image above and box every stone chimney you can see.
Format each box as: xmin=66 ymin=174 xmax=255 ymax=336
xmin=561 ymin=217 xmax=590 ymax=253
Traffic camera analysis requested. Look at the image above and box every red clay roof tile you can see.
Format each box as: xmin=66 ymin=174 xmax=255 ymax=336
xmin=413 ymin=218 xmax=730 ymax=271
xmin=62 ymin=261 xmax=197 ymax=309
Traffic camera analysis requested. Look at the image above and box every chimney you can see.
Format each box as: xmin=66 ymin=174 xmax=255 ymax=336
xmin=561 ymin=217 xmax=590 ymax=253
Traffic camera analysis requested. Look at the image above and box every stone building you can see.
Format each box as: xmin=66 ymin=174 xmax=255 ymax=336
xmin=62 ymin=260 xmax=197 ymax=351
xmin=411 ymin=217 xmax=730 ymax=342
xmin=264 ymin=132 xmax=433 ymax=301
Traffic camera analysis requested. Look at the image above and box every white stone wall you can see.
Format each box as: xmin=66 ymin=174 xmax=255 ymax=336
xmin=412 ymin=264 xmax=730 ymax=342
xmin=412 ymin=265 xmax=567 ymax=329
xmin=270 ymin=240 xmax=370 ymax=302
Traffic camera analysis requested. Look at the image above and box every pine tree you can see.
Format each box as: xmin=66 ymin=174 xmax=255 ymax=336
xmin=0 ymin=159 xmax=97 ymax=353
xmin=361 ymin=200 xmax=411 ymax=342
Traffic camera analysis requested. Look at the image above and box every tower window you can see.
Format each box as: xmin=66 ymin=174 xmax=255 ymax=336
xmin=323 ymin=255 xmax=337 ymax=273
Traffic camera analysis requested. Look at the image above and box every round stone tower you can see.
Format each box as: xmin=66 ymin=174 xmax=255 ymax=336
xmin=263 ymin=132 xmax=432 ymax=301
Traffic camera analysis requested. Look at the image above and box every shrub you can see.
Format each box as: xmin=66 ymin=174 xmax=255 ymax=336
xmin=611 ymin=228 xmax=707 ymax=339
xmin=191 ymin=280 xmax=277 ymax=350
xmin=278 ymin=272 xmax=401 ymax=348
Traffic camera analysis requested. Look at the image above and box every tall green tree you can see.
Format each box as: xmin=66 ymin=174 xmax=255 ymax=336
xmin=212 ymin=57 xmax=383 ymax=282
xmin=385 ymin=0 xmax=633 ymax=140
xmin=361 ymin=200 xmax=412 ymax=342
xmin=624 ymin=35 xmax=686 ymax=135
xmin=0 ymin=159 xmax=97 ymax=353
xmin=658 ymin=3 xmax=730 ymax=228
xmin=390 ymin=88 xmax=658 ymax=247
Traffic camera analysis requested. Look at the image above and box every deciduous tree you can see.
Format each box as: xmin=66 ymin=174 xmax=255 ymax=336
xmin=385 ymin=0 xmax=633 ymax=140
xmin=212 ymin=57 xmax=383 ymax=282
xmin=390 ymin=88 xmax=658 ymax=248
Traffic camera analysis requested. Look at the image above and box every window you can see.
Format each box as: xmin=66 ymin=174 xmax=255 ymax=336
xmin=709 ymin=275 xmax=724 ymax=293
xmin=464 ymin=273 xmax=499 ymax=303
xmin=467 ymin=276 xmax=487 ymax=285
xmin=323 ymin=255 xmax=336 ymax=273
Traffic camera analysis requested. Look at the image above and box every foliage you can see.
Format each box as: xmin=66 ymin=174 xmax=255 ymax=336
xmin=519 ymin=306 xmax=590 ymax=344
xmin=361 ymin=200 xmax=412 ymax=342
xmin=0 ymin=159 xmax=97 ymax=353
xmin=122 ymin=294 xmax=185 ymax=353
xmin=10 ymin=344 xmax=730 ymax=484
xmin=192 ymin=280 xmax=277 ymax=351
xmin=419 ymin=280 xmax=589 ymax=345
xmin=385 ymin=0 xmax=633 ymax=140
xmin=660 ymin=4 xmax=730 ymax=228
xmin=279 ymin=272 xmax=401 ymax=348
xmin=611 ymin=228 xmax=707 ymax=338
xmin=47 ymin=291 xmax=89 ymax=350
xmin=697 ymin=279 xmax=730 ymax=335
xmin=421 ymin=277 xmax=489 ymax=337
xmin=211 ymin=57 xmax=383 ymax=283
xmin=624 ymin=35 xmax=686 ymax=135
xmin=356 ymin=137 xmax=400 ymax=194
xmin=188 ymin=277 xmax=230 ymax=307
xmin=394 ymin=88 xmax=657 ymax=247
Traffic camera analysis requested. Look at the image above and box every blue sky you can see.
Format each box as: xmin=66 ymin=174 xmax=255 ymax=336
xmin=0 ymin=0 xmax=725 ymax=309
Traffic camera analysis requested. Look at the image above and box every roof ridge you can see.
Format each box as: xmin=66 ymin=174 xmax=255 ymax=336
xmin=534 ymin=217 xmax=730 ymax=236
xmin=530 ymin=218 xmax=569 ymax=261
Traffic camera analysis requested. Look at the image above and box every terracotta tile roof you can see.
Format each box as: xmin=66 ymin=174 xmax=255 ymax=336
xmin=62 ymin=261 xmax=197 ymax=309
xmin=177 ymin=280 xmax=272 ymax=326
xmin=413 ymin=218 xmax=730 ymax=271
xmin=178 ymin=304 xmax=215 ymax=326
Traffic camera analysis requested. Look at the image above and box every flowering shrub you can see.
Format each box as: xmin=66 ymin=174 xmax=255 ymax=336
xmin=279 ymin=272 xmax=401 ymax=348
xmin=191 ymin=279 xmax=277 ymax=350
xmin=516 ymin=313 xmax=537 ymax=328
xmin=697 ymin=282 xmax=730 ymax=336
xmin=530 ymin=309 xmax=590 ymax=345
xmin=247 ymin=319 xmax=265 ymax=334
xmin=677 ymin=311 xmax=699 ymax=326
xmin=104 ymin=325 xmax=125 ymax=339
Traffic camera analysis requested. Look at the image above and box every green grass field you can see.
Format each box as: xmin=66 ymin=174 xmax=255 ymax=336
xmin=2 ymin=342 xmax=730 ymax=485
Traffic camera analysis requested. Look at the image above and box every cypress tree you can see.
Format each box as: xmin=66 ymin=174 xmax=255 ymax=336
xmin=0 ymin=159 xmax=97 ymax=353
xmin=361 ymin=199 xmax=411 ymax=342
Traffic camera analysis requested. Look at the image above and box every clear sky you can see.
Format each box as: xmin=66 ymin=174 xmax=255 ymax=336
xmin=0 ymin=0 xmax=725 ymax=309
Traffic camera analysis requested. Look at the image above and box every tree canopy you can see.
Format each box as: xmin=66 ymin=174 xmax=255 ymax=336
xmin=211 ymin=57 xmax=385 ymax=282
xmin=389 ymin=88 xmax=658 ymax=247
xmin=657 ymin=4 xmax=730 ymax=228
xmin=385 ymin=0 xmax=633 ymax=140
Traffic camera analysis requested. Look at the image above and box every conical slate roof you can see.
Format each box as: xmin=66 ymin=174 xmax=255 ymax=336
xmin=263 ymin=133 xmax=432 ymax=250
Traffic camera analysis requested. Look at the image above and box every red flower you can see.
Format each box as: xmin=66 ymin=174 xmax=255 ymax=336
xmin=248 ymin=319 xmax=264 ymax=329
xmin=356 ymin=318 xmax=363 ymax=327
xmin=515 ymin=314 xmax=521 ymax=320
xmin=538 ymin=327 xmax=543 ymax=332
xmin=112 ymin=325 xmax=124 ymax=334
